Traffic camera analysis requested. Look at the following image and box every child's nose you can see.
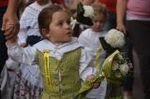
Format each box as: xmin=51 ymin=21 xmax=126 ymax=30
xmin=64 ymin=23 xmax=71 ymax=29
xmin=96 ymin=22 xmax=101 ymax=26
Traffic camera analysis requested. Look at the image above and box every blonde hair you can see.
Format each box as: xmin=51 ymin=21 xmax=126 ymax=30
xmin=92 ymin=3 xmax=107 ymax=21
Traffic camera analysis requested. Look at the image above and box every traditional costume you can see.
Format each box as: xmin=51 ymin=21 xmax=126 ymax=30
xmin=7 ymin=38 xmax=96 ymax=99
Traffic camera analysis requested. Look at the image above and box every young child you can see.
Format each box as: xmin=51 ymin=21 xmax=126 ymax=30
xmin=11 ymin=0 xmax=52 ymax=98
xmin=6 ymin=5 xmax=99 ymax=99
xmin=78 ymin=4 xmax=107 ymax=99
xmin=18 ymin=0 xmax=35 ymax=16
xmin=78 ymin=3 xmax=107 ymax=54
xmin=18 ymin=0 xmax=52 ymax=47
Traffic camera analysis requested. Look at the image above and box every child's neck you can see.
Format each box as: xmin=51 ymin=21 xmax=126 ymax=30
xmin=54 ymin=43 xmax=63 ymax=46
xmin=91 ymin=27 xmax=102 ymax=32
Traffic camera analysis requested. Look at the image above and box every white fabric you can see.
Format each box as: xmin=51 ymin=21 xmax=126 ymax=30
xmin=78 ymin=28 xmax=107 ymax=99
xmin=7 ymin=37 xmax=96 ymax=82
xmin=78 ymin=28 xmax=106 ymax=57
xmin=86 ymin=80 xmax=107 ymax=99
xmin=18 ymin=1 xmax=52 ymax=45
xmin=78 ymin=28 xmax=107 ymax=73
xmin=19 ymin=63 xmax=43 ymax=88
xmin=6 ymin=58 xmax=19 ymax=70
xmin=126 ymin=14 xmax=150 ymax=21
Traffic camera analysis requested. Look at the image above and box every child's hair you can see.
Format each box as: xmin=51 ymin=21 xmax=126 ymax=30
xmin=38 ymin=5 xmax=70 ymax=35
xmin=92 ymin=3 xmax=107 ymax=21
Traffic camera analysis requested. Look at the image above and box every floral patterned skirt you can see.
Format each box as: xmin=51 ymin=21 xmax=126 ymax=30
xmin=13 ymin=64 xmax=43 ymax=99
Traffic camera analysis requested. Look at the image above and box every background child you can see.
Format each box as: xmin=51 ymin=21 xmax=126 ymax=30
xmin=18 ymin=0 xmax=52 ymax=47
xmin=18 ymin=0 xmax=35 ymax=16
xmin=6 ymin=5 xmax=99 ymax=99
xmin=78 ymin=3 xmax=107 ymax=99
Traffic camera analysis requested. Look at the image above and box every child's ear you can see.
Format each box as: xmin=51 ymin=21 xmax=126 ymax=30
xmin=41 ymin=29 xmax=50 ymax=38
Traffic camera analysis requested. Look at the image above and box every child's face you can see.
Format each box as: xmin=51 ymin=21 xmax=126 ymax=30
xmin=46 ymin=11 xmax=72 ymax=44
xmin=92 ymin=13 xmax=106 ymax=32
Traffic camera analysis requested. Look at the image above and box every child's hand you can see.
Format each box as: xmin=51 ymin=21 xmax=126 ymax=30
xmin=86 ymin=74 xmax=100 ymax=89
xmin=20 ymin=43 xmax=27 ymax=47
xmin=93 ymin=81 xmax=100 ymax=89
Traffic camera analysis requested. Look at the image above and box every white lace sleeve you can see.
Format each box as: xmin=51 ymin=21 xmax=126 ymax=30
xmin=7 ymin=42 xmax=37 ymax=65
xmin=79 ymin=47 xmax=96 ymax=81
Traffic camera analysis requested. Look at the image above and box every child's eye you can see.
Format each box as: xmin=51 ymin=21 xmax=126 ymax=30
xmin=93 ymin=20 xmax=98 ymax=23
xmin=57 ymin=22 xmax=63 ymax=26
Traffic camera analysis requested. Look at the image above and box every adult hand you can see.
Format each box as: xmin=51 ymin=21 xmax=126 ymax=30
xmin=116 ymin=23 xmax=126 ymax=34
xmin=1 ymin=11 xmax=19 ymax=40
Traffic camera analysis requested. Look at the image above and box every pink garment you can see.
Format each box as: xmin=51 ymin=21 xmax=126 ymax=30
xmin=127 ymin=0 xmax=150 ymax=18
